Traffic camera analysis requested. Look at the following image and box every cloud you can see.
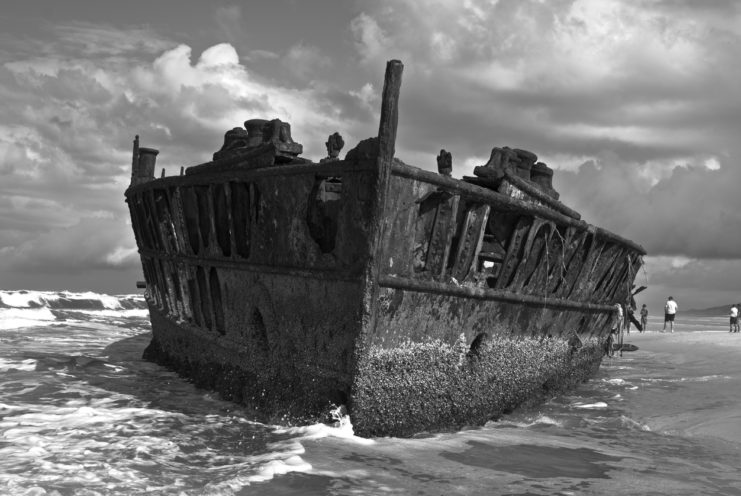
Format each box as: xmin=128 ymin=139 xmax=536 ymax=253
xmin=647 ymin=256 xmax=741 ymax=292
xmin=52 ymin=24 xmax=175 ymax=58
xmin=555 ymin=155 xmax=741 ymax=260
xmin=351 ymin=13 xmax=393 ymax=64
xmin=281 ymin=42 xmax=333 ymax=81
xmin=0 ymin=215 xmax=138 ymax=274
xmin=347 ymin=0 xmax=741 ymax=160
xmin=639 ymin=255 xmax=741 ymax=312
xmin=125 ymin=42 xmax=380 ymax=160
xmin=0 ymin=28 xmax=392 ymax=290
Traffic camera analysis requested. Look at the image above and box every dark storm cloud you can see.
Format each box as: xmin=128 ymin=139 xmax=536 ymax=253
xmin=649 ymin=258 xmax=741 ymax=294
xmin=555 ymin=158 xmax=741 ymax=260
xmin=350 ymin=0 xmax=741 ymax=163
xmin=0 ymin=216 xmax=138 ymax=273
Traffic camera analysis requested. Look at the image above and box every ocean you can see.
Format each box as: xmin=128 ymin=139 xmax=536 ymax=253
xmin=1 ymin=290 xmax=740 ymax=496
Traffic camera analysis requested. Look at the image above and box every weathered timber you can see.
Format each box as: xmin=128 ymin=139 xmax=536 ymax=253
xmin=361 ymin=58 xmax=404 ymax=361
xmin=425 ymin=193 xmax=459 ymax=278
xmin=451 ymin=204 xmax=490 ymax=282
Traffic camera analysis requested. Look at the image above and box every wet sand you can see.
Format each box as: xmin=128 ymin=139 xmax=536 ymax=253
xmin=616 ymin=329 xmax=741 ymax=445
xmin=624 ymin=328 xmax=741 ymax=351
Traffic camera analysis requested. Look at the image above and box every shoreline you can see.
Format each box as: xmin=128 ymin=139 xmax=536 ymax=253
xmin=619 ymin=328 xmax=741 ymax=349
xmin=607 ymin=328 xmax=741 ymax=446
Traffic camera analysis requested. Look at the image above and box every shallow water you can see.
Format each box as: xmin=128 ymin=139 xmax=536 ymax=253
xmin=1 ymin=292 xmax=740 ymax=495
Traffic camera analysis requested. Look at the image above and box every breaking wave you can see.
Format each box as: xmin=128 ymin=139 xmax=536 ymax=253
xmin=0 ymin=290 xmax=146 ymax=310
xmin=0 ymin=291 xmax=148 ymax=330
xmin=572 ymin=401 xmax=608 ymax=409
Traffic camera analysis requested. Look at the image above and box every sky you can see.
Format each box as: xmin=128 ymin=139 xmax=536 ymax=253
xmin=1 ymin=0 xmax=740 ymax=314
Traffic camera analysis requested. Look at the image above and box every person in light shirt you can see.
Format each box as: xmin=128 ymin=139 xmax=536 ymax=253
xmin=730 ymin=304 xmax=739 ymax=333
xmin=663 ymin=296 xmax=678 ymax=333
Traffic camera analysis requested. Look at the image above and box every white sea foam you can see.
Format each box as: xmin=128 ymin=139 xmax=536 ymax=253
xmin=572 ymin=402 xmax=608 ymax=409
xmin=273 ymin=409 xmax=375 ymax=445
xmin=72 ymin=309 xmax=150 ymax=319
xmin=230 ymin=415 xmax=375 ymax=488
xmin=0 ymin=382 xmax=329 ymax=494
xmin=489 ymin=414 xmax=564 ymax=429
xmin=682 ymin=374 xmax=731 ymax=382
xmin=522 ymin=415 xmax=563 ymax=428
xmin=0 ymin=358 xmax=37 ymax=372
xmin=643 ymin=374 xmax=732 ymax=384
xmin=198 ymin=410 xmax=379 ymax=488
xmin=0 ymin=307 xmax=57 ymax=330
xmin=620 ymin=415 xmax=651 ymax=431
xmin=0 ymin=290 xmax=49 ymax=308
xmin=246 ymin=455 xmax=314 ymax=483
xmin=0 ymin=290 xmax=144 ymax=310
xmin=63 ymin=291 xmax=124 ymax=309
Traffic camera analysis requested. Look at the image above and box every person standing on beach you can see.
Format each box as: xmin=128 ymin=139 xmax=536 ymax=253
xmin=606 ymin=303 xmax=623 ymax=357
xmin=663 ymin=296 xmax=678 ymax=333
xmin=731 ymin=304 xmax=739 ymax=333
xmin=625 ymin=305 xmax=635 ymax=334
xmin=640 ymin=304 xmax=648 ymax=333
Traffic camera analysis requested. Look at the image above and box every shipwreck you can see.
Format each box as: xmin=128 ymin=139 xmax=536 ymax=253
xmin=125 ymin=60 xmax=645 ymax=437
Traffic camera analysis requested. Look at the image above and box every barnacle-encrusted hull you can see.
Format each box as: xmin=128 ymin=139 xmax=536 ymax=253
xmin=125 ymin=60 xmax=645 ymax=436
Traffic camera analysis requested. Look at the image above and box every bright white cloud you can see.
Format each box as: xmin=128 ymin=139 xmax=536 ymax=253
xmin=199 ymin=43 xmax=241 ymax=67
xmin=0 ymin=34 xmax=390 ymax=287
xmin=350 ymin=13 xmax=389 ymax=62
xmin=704 ymin=156 xmax=720 ymax=170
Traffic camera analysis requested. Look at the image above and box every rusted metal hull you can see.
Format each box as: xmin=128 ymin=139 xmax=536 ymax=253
xmin=126 ymin=161 xmax=377 ymax=418
xmin=124 ymin=60 xmax=645 ymax=437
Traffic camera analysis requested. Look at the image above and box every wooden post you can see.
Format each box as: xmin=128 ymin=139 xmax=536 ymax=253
xmin=130 ymin=135 xmax=139 ymax=185
xmin=359 ymin=60 xmax=405 ymax=354
xmin=376 ymin=60 xmax=404 ymax=167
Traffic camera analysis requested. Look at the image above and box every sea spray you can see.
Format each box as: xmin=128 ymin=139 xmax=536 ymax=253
xmin=0 ymin=290 xmax=146 ymax=310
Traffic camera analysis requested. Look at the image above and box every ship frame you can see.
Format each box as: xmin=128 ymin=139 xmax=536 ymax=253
xmin=125 ymin=60 xmax=644 ymax=437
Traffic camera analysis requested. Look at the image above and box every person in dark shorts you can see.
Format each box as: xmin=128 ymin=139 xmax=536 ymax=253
xmin=640 ymin=304 xmax=648 ymax=333
xmin=730 ymin=304 xmax=739 ymax=333
xmin=663 ymin=296 xmax=678 ymax=333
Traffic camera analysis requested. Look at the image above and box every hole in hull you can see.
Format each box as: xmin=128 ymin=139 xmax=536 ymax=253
xmin=307 ymin=176 xmax=342 ymax=253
